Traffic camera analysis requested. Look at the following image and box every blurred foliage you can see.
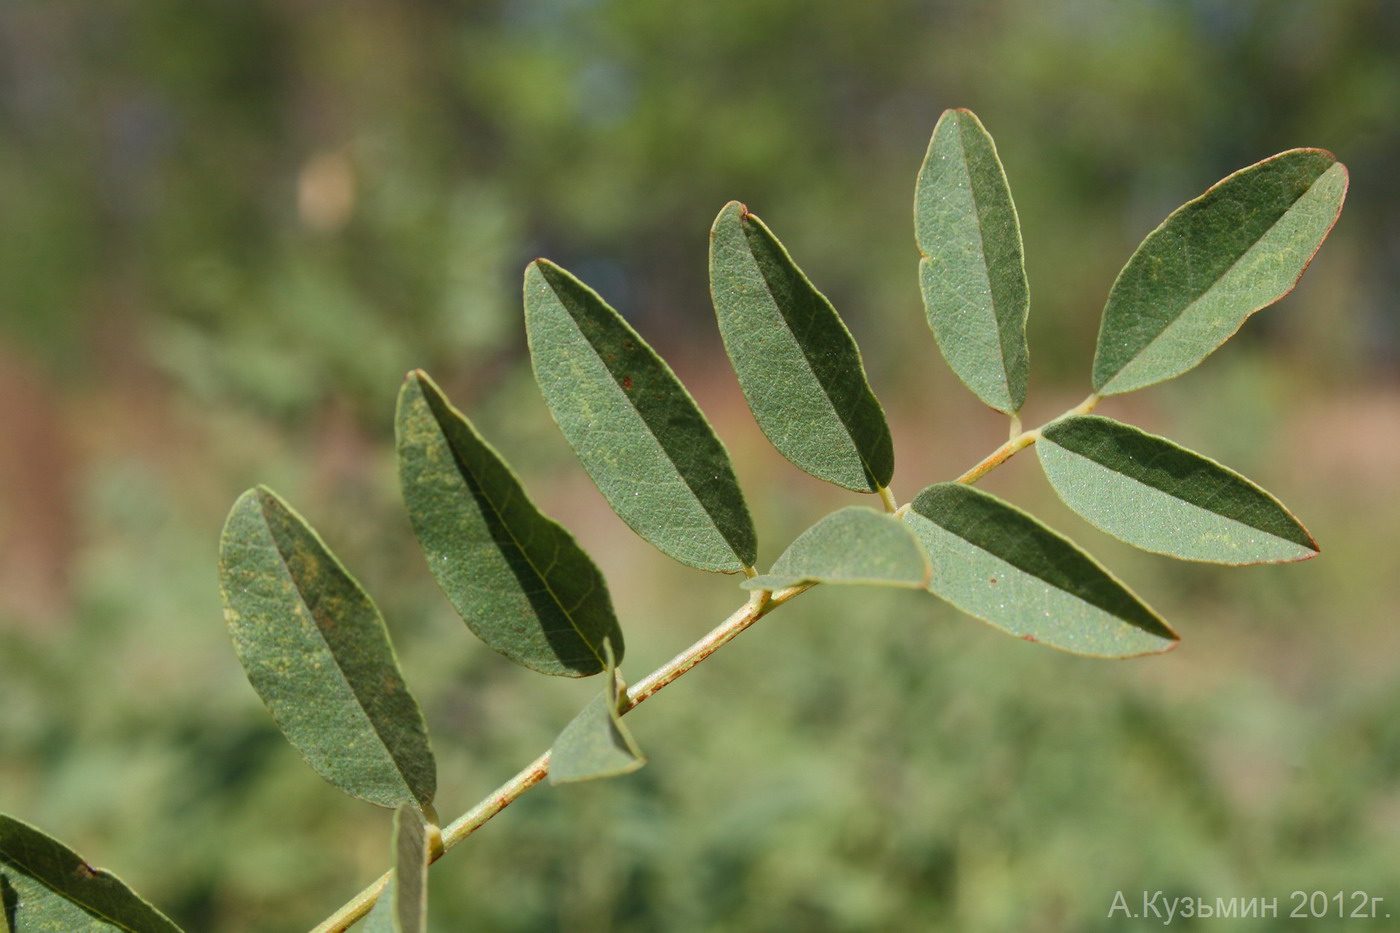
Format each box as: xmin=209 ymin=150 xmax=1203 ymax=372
xmin=1 ymin=0 xmax=1398 ymax=930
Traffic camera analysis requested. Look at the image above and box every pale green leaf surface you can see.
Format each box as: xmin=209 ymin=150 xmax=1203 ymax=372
xmin=742 ymin=507 xmax=931 ymax=591
xmin=709 ymin=201 xmax=894 ymax=492
xmin=0 ymin=815 xmax=184 ymax=933
xmin=1093 ymin=150 xmax=1347 ymax=395
xmin=903 ymin=484 xmax=1177 ymax=657
xmin=550 ymin=641 xmax=645 ymax=785
xmin=915 ymin=108 xmax=1029 ymax=413
xmin=392 ymin=805 xmax=427 ymax=933
xmin=525 ymin=260 xmax=757 ymax=572
xmin=1037 ymin=415 xmax=1317 ymax=564
xmin=396 ymin=370 xmax=623 ymax=677
xmin=218 ymin=488 xmax=436 ymax=809
xmin=360 ymin=883 xmax=393 ymax=933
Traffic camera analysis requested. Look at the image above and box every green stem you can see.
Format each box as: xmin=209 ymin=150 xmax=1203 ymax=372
xmin=309 ymin=394 xmax=1102 ymax=932
xmin=955 ymin=430 xmax=1039 ymax=484
xmin=955 ymin=393 xmax=1101 ymax=485
xmin=309 ymin=589 xmax=790 ymax=933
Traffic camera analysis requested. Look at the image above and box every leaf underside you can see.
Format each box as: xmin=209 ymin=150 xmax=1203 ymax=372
xmin=709 ymin=201 xmax=894 ymax=493
xmin=1037 ymin=415 xmax=1317 ymax=564
xmin=396 ymin=370 xmax=623 ymax=677
xmin=361 ymin=884 xmax=394 ymax=933
xmin=525 ymin=259 xmax=757 ymax=573
xmin=550 ymin=641 xmax=645 ymax=785
xmin=915 ymin=108 xmax=1030 ymax=414
xmin=218 ymin=488 xmax=436 ymax=809
xmin=0 ymin=815 xmax=185 ymax=933
xmin=743 ymin=507 xmax=931 ymax=591
xmin=392 ymin=805 xmax=428 ymax=933
xmin=1092 ymin=149 xmax=1348 ymax=395
xmin=903 ymin=484 xmax=1177 ymax=657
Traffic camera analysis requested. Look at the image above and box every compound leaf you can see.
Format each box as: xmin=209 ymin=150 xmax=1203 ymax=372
xmin=709 ymin=201 xmax=894 ymax=493
xmin=0 ymin=814 xmax=185 ymax=933
xmin=915 ymin=108 xmax=1030 ymax=414
xmin=550 ymin=640 xmax=645 ymax=785
xmin=1037 ymin=415 xmax=1317 ymax=564
xmin=396 ymin=370 xmax=623 ymax=677
xmin=218 ymin=487 xmax=436 ymax=809
xmin=742 ymin=507 xmax=930 ymax=591
xmin=903 ymin=484 xmax=1177 ymax=657
xmin=1093 ymin=149 xmax=1347 ymax=395
xmin=524 ymin=259 xmax=757 ymax=573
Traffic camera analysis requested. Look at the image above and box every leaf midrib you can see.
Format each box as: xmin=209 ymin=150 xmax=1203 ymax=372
xmin=739 ymin=215 xmax=886 ymax=490
xmin=418 ymin=382 xmax=605 ymax=668
xmin=911 ymin=489 xmax=1170 ymax=635
xmin=1100 ymin=164 xmax=1330 ymax=389
xmin=0 ymin=844 xmax=160 ymax=933
xmin=535 ymin=275 xmax=748 ymax=567
xmin=1042 ymin=429 xmax=1308 ymax=548
xmin=257 ymin=496 xmax=416 ymax=799
xmin=958 ymin=122 xmax=1020 ymax=407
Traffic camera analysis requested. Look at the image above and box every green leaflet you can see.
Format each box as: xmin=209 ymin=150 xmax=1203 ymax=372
xmin=524 ymin=260 xmax=757 ymax=573
xmin=0 ymin=815 xmax=185 ymax=933
xmin=359 ymin=805 xmax=429 ymax=933
xmin=396 ymin=370 xmax=623 ymax=677
xmin=915 ymin=108 xmax=1030 ymax=414
xmin=550 ymin=640 xmax=645 ymax=785
xmin=1037 ymin=415 xmax=1318 ymax=564
xmin=742 ymin=507 xmax=931 ymax=591
xmin=708 ymin=201 xmax=895 ymax=493
xmin=361 ymin=883 xmax=394 ymax=933
xmin=903 ymin=484 xmax=1177 ymax=657
xmin=218 ymin=488 xmax=436 ymax=809
xmin=1093 ymin=149 xmax=1348 ymax=395
xmin=393 ymin=805 xmax=428 ymax=933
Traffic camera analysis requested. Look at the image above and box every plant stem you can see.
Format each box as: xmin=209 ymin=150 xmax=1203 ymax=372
xmin=954 ymin=430 xmax=1039 ymax=484
xmin=877 ymin=484 xmax=898 ymax=514
xmin=955 ymin=393 xmax=1101 ymax=485
xmin=310 ymin=588 xmax=795 ymax=933
xmin=309 ymin=394 xmax=1100 ymax=932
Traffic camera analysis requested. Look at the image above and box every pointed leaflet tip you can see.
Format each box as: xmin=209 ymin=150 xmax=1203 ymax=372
xmin=396 ymin=370 xmax=624 ymax=677
xmin=393 ymin=804 xmax=429 ymax=933
xmin=903 ymin=483 xmax=1178 ymax=658
xmin=1037 ymin=415 xmax=1319 ymax=564
xmin=1092 ymin=148 xmax=1347 ymax=395
xmin=525 ymin=259 xmax=758 ymax=572
xmin=709 ymin=201 xmax=894 ymax=492
xmin=549 ymin=638 xmax=646 ymax=785
xmin=218 ymin=486 xmax=437 ymax=809
xmin=915 ymin=108 xmax=1030 ymax=413
xmin=0 ymin=814 xmax=187 ymax=932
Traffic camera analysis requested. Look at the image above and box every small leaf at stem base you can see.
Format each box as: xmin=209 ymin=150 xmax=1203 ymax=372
xmin=743 ymin=507 xmax=931 ymax=591
xmin=550 ymin=640 xmax=646 ymax=785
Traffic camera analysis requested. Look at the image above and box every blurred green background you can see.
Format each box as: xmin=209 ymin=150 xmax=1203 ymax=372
xmin=2 ymin=1 xmax=1398 ymax=930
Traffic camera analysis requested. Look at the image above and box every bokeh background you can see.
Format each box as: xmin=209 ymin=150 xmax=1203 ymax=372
xmin=3 ymin=1 xmax=1399 ymax=930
